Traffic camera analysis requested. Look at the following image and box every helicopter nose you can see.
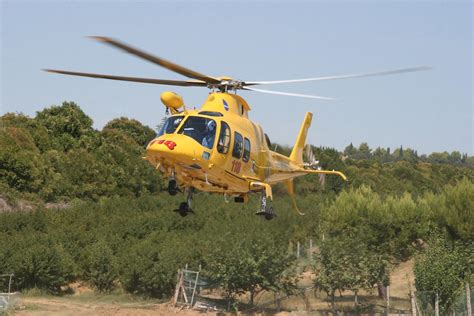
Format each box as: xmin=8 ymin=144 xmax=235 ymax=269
xmin=146 ymin=137 xmax=179 ymax=160
xmin=145 ymin=134 xmax=199 ymax=166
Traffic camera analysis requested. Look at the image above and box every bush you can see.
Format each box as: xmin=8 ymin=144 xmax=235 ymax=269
xmin=120 ymin=239 xmax=176 ymax=298
xmin=7 ymin=236 xmax=75 ymax=293
xmin=83 ymin=241 xmax=117 ymax=292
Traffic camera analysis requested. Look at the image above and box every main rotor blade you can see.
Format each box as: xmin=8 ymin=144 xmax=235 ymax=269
xmin=89 ymin=36 xmax=221 ymax=84
xmin=245 ymin=66 xmax=432 ymax=86
xmin=243 ymin=87 xmax=334 ymax=100
xmin=44 ymin=69 xmax=207 ymax=87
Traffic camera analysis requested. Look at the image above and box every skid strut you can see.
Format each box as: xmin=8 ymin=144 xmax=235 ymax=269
xmin=250 ymin=181 xmax=276 ymax=220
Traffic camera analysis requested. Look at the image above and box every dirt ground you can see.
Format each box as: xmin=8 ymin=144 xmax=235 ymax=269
xmin=10 ymin=260 xmax=415 ymax=315
xmin=12 ymin=295 xmax=205 ymax=316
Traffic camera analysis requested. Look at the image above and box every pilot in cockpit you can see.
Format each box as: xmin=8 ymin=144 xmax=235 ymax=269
xmin=202 ymin=120 xmax=216 ymax=149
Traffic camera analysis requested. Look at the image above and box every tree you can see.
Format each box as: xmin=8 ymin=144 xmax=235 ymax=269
xmin=205 ymin=230 xmax=298 ymax=306
xmin=428 ymin=151 xmax=450 ymax=164
xmin=104 ymin=117 xmax=156 ymax=147
xmin=0 ymin=127 xmax=47 ymax=193
xmin=441 ymin=178 xmax=474 ymax=241
xmin=343 ymin=143 xmax=358 ymax=158
xmin=7 ymin=236 xmax=75 ymax=293
xmin=36 ymin=102 xmax=94 ymax=144
xmin=83 ymin=241 xmax=117 ymax=292
xmin=357 ymin=142 xmax=372 ymax=160
xmin=313 ymin=235 xmax=389 ymax=311
xmin=414 ymin=236 xmax=470 ymax=314
xmin=120 ymin=239 xmax=176 ymax=298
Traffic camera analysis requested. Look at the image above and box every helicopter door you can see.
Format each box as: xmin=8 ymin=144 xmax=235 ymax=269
xmin=217 ymin=121 xmax=231 ymax=155
xmin=213 ymin=121 xmax=232 ymax=172
xmin=228 ymin=131 xmax=244 ymax=176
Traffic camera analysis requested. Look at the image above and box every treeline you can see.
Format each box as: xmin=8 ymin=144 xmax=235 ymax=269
xmin=290 ymin=145 xmax=473 ymax=197
xmin=1 ymin=102 xmax=473 ymax=203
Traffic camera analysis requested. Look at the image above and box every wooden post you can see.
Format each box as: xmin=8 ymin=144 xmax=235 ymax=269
xmin=435 ymin=292 xmax=439 ymax=316
xmin=410 ymin=289 xmax=417 ymax=316
xmin=308 ymin=239 xmax=313 ymax=259
xmin=172 ymin=269 xmax=182 ymax=306
xmin=181 ymin=283 xmax=188 ymax=304
xmin=297 ymin=241 xmax=300 ymax=258
xmin=276 ymin=292 xmax=281 ymax=312
xmin=466 ymin=283 xmax=472 ymax=316
xmin=386 ymin=285 xmax=390 ymax=314
xmin=8 ymin=274 xmax=13 ymax=294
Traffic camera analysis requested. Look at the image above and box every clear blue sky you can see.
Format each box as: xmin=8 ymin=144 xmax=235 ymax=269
xmin=1 ymin=1 xmax=472 ymax=155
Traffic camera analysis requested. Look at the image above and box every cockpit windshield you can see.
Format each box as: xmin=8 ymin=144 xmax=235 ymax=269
xmin=157 ymin=116 xmax=184 ymax=137
xmin=178 ymin=116 xmax=217 ymax=149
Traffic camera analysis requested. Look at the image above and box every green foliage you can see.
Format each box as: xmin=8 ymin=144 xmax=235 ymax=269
xmin=313 ymin=235 xmax=390 ymax=310
xmin=104 ymin=117 xmax=156 ymax=147
xmin=0 ymin=102 xmax=161 ymax=201
xmin=442 ymin=178 xmax=474 ymax=241
xmin=119 ymin=238 xmax=177 ymax=298
xmin=35 ymin=101 xmax=93 ymax=141
xmin=83 ymin=241 xmax=117 ymax=292
xmin=1 ymin=234 xmax=75 ymax=294
xmin=205 ymin=229 xmax=298 ymax=304
xmin=322 ymin=186 xmax=433 ymax=260
xmin=414 ymin=236 xmax=471 ymax=313
xmin=0 ymin=127 xmax=46 ymax=193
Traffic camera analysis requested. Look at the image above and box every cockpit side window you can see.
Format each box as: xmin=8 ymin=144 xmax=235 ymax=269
xmin=178 ymin=116 xmax=216 ymax=149
xmin=232 ymin=132 xmax=243 ymax=158
xmin=243 ymin=138 xmax=251 ymax=162
xmin=157 ymin=116 xmax=184 ymax=136
xmin=217 ymin=122 xmax=231 ymax=154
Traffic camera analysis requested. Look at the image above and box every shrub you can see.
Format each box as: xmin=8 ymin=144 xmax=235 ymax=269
xmin=83 ymin=241 xmax=117 ymax=292
xmin=8 ymin=237 xmax=75 ymax=293
xmin=120 ymin=239 xmax=176 ymax=298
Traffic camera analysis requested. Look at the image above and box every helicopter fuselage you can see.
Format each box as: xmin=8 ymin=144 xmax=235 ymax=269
xmin=145 ymin=92 xmax=309 ymax=198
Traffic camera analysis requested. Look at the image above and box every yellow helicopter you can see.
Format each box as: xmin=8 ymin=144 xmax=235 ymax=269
xmin=45 ymin=37 xmax=430 ymax=219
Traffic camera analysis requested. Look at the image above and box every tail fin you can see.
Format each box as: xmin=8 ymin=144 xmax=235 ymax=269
xmin=289 ymin=112 xmax=313 ymax=165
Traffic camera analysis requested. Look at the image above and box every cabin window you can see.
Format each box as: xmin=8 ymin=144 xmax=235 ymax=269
xmin=157 ymin=116 xmax=184 ymax=136
xmin=232 ymin=132 xmax=243 ymax=158
xmin=243 ymin=138 xmax=251 ymax=162
xmin=178 ymin=116 xmax=216 ymax=149
xmin=217 ymin=122 xmax=231 ymax=154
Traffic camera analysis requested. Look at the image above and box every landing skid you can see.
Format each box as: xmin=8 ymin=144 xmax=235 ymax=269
xmin=173 ymin=202 xmax=194 ymax=217
xmin=255 ymin=194 xmax=276 ymax=220
xmin=173 ymin=187 xmax=194 ymax=217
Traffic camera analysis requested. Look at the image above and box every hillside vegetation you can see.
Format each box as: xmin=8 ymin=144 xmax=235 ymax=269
xmin=0 ymin=102 xmax=472 ymax=313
